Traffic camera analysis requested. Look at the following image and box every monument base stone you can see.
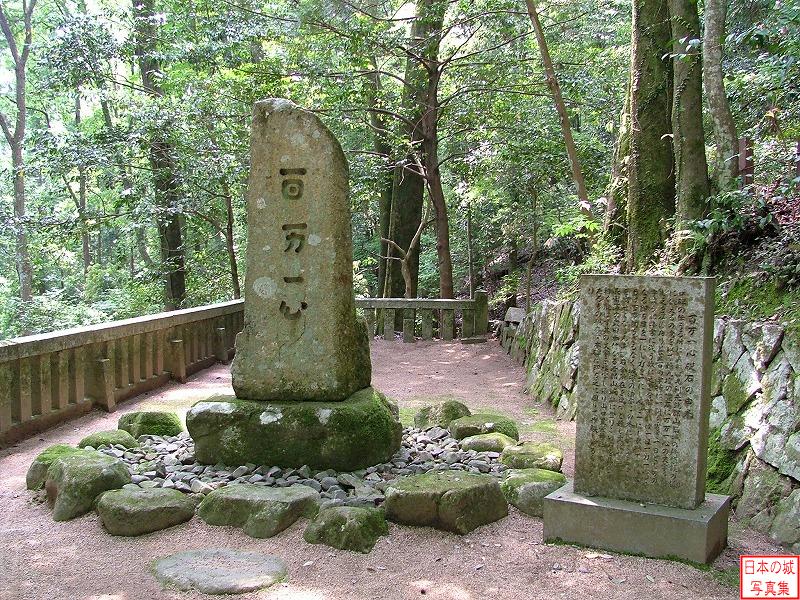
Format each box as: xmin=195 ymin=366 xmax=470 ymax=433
xmin=186 ymin=387 xmax=402 ymax=472
xmin=543 ymin=482 xmax=730 ymax=564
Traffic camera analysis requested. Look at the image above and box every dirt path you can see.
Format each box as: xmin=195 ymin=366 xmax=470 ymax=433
xmin=0 ymin=340 xmax=782 ymax=600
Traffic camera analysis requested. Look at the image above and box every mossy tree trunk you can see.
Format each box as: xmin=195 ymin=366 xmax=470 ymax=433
xmin=669 ymin=0 xmax=710 ymax=228
xmin=605 ymin=81 xmax=631 ymax=249
xmin=625 ymin=0 xmax=675 ymax=271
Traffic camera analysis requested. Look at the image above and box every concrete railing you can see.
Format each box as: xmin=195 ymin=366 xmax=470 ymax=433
xmin=0 ymin=293 xmax=487 ymax=446
xmin=0 ymin=301 xmax=243 ymax=446
xmin=356 ymin=291 xmax=489 ymax=342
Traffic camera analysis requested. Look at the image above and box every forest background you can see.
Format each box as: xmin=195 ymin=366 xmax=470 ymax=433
xmin=0 ymin=0 xmax=798 ymax=338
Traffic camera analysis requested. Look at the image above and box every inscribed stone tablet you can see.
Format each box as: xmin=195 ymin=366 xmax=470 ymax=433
xmin=573 ymin=275 xmax=715 ymax=509
xmin=231 ymin=99 xmax=371 ymax=402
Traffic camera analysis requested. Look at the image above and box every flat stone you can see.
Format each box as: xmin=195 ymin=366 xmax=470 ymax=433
xmin=501 ymin=468 xmax=567 ymax=517
xmin=187 ymin=388 xmax=401 ymax=471
xmin=153 ymin=549 xmax=287 ymax=594
xmin=45 ymin=453 xmax=131 ymax=521
xmin=96 ymin=488 xmax=195 ymax=536
xmin=118 ymin=411 xmax=183 ymax=438
xmin=460 ymin=432 xmax=518 ymax=452
xmin=414 ymin=400 xmax=471 ymax=429
xmin=78 ymin=430 xmax=139 ymax=450
xmin=384 ymin=471 xmax=508 ymax=534
xmin=543 ymin=482 xmax=730 ymax=564
xmin=198 ymin=483 xmax=319 ymax=538
xmin=501 ymin=442 xmax=563 ymax=471
xmin=230 ymin=98 xmax=370 ymax=402
xmin=303 ymin=506 xmax=388 ymax=553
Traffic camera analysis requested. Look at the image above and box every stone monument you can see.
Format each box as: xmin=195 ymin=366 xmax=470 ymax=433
xmin=543 ymin=275 xmax=730 ymax=563
xmin=186 ymin=99 xmax=401 ymax=471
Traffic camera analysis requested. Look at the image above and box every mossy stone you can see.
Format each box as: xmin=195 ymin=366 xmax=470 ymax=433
xmin=26 ymin=444 xmax=90 ymax=490
xmin=78 ymin=429 xmax=139 ymax=450
xmin=501 ymin=442 xmax=563 ymax=471
xmin=186 ymin=387 xmax=402 ymax=471
xmin=303 ymin=506 xmax=388 ymax=553
xmin=384 ymin=471 xmax=508 ymax=534
xmin=198 ymin=483 xmax=319 ymax=538
xmin=722 ymin=373 xmax=751 ymax=415
xmin=768 ymin=489 xmax=800 ymax=546
xmin=414 ymin=400 xmax=471 ymax=429
xmin=449 ymin=414 xmax=519 ymax=441
xmin=118 ymin=411 xmax=183 ymax=438
xmin=96 ymin=488 xmax=195 ymax=536
xmin=706 ymin=428 xmax=740 ymax=494
xmin=460 ymin=432 xmax=517 ymax=452
xmin=500 ymin=468 xmax=567 ymax=517
xmin=45 ymin=453 xmax=131 ymax=521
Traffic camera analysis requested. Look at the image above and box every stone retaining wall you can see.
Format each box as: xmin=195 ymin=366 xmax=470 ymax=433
xmin=508 ymin=299 xmax=799 ymax=550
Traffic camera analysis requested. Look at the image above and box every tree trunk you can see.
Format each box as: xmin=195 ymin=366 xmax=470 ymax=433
xmin=605 ymin=82 xmax=631 ymax=249
xmin=466 ymin=200 xmax=475 ymax=299
xmin=133 ymin=0 xmax=186 ymax=310
xmin=11 ymin=143 xmax=33 ymax=302
xmin=703 ymin=0 xmax=739 ymax=191
xmin=625 ymin=0 xmax=675 ymax=270
xmin=222 ymin=182 xmax=241 ymax=299
xmin=669 ymin=0 xmax=710 ymax=227
xmin=75 ymin=93 xmax=91 ymax=274
xmin=524 ymin=0 xmax=593 ymax=220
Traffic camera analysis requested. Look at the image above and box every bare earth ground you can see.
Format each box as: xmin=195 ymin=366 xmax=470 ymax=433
xmin=0 ymin=339 xmax=786 ymax=600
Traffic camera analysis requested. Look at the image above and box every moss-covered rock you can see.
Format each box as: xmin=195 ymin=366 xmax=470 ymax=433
xmin=303 ymin=506 xmax=388 ymax=553
xmin=500 ymin=442 xmax=563 ymax=471
xmin=186 ymin=387 xmax=402 ymax=471
xmin=26 ymin=444 xmax=90 ymax=490
xmin=96 ymin=488 xmax=195 ymax=536
xmin=501 ymin=468 xmax=567 ymax=517
xmin=736 ymin=457 xmax=794 ymax=528
xmin=384 ymin=471 xmax=508 ymax=534
xmin=768 ymin=489 xmax=800 ymax=546
xmin=119 ymin=411 xmax=183 ymax=438
xmin=448 ymin=414 xmax=519 ymax=441
xmin=198 ymin=483 xmax=319 ymax=538
xmin=460 ymin=432 xmax=517 ymax=452
xmin=414 ymin=400 xmax=471 ymax=429
xmin=706 ymin=428 xmax=740 ymax=494
xmin=78 ymin=429 xmax=139 ymax=449
xmin=45 ymin=453 xmax=131 ymax=521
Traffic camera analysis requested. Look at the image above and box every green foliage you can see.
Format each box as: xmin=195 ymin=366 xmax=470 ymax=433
xmin=716 ymin=276 xmax=800 ymax=324
xmin=555 ymin=238 xmax=623 ymax=297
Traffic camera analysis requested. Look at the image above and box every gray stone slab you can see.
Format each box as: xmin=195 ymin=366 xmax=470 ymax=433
xmin=543 ymin=482 xmax=729 ymax=564
xmin=231 ymin=98 xmax=370 ymax=402
xmin=574 ymin=275 xmax=715 ymax=509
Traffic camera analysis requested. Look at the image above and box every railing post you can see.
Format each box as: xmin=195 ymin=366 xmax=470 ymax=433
xmin=215 ymin=327 xmax=229 ymax=363
xmin=462 ymin=309 xmax=474 ymax=338
xmin=169 ymin=338 xmax=187 ymax=383
xmin=89 ymin=358 xmax=116 ymax=412
xmin=364 ymin=309 xmax=375 ymax=338
xmin=54 ymin=350 xmax=69 ymax=411
xmin=0 ymin=362 xmax=13 ymax=434
xmin=442 ymin=310 xmax=455 ymax=341
xmin=403 ymin=308 xmax=415 ymax=343
xmin=474 ymin=289 xmax=489 ymax=336
xmin=421 ymin=309 xmax=433 ymax=340
xmin=71 ymin=346 xmax=86 ymax=405
xmin=382 ymin=309 xmax=395 ymax=341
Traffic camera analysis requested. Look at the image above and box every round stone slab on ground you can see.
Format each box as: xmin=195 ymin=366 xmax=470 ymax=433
xmin=500 ymin=468 xmax=567 ymax=517
xmin=198 ymin=483 xmax=319 ymax=538
xmin=46 ymin=453 xmax=131 ymax=521
xmin=384 ymin=471 xmax=508 ymax=534
xmin=153 ymin=549 xmax=287 ymax=595
xmin=186 ymin=387 xmax=402 ymax=471
xmin=96 ymin=488 xmax=196 ymax=536
xmin=119 ymin=411 xmax=183 ymax=438
xmin=449 ymin=414 xmax=519 ymax=441
xmin=500 ymin=441 xmax=563 ymax=471
xmin=414 ymin=400 xmax=471 ymax=429
xmin=460 ymin=432 xmax=518 ymax=452
xmin=26 ymin=445 xmax=91 ymax=491
xmin=304 ymin=506 xmax=388 ymax=553
xmin=78 ymin=429 xmax=139 ymax=450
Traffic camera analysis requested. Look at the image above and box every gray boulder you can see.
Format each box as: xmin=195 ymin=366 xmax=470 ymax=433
xmin=414 ymin=400 xmax=471 ymax=429
xmin=501 ymin=442 xmax=563 ymax=471
xmin=500 ymin=468 xmax=567 ymax=516
xmin=460 ymin=432 xmax=517 ymax=452
xmin=26 ymin=444 xmax=91 ymax=491
xmin=198 ymin=483 xmax=319 ymax=538
xmin=384 ymin=471 xmax=508 ymax=534
xmin=45 ymin=453 xmax=131 ymax=521
xmin=304 ymin=506 xmax=388 ymax=553
xmin=449 ymin=414 xmax=519 ymax=440
xmin=118 ymin=411 xmax=183 ymax=438
xmin=96 ymin=488 xmax=195 ymax=536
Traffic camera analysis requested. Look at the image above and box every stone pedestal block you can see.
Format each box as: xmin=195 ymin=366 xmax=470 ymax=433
xmin=186 ymin=387 xmax=401 ymax=471
xmin=543 ymin=482 xmax=730 ymax=564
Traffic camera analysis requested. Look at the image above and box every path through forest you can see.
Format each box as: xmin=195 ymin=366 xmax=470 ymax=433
xmin=0 ymin=340 xmax=782 ymax=599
